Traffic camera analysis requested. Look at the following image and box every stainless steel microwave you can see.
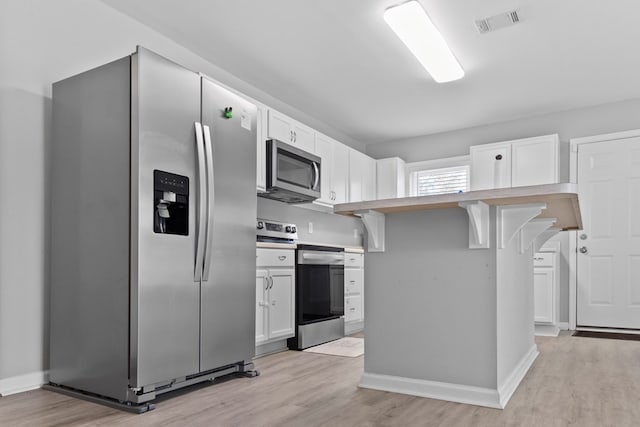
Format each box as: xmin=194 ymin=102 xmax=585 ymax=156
xmin=260 ymin=139 xmax=321 ymax=204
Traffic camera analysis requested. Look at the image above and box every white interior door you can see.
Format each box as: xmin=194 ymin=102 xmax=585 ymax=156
xmin=577 ymin=137 xmax=640 ymax=329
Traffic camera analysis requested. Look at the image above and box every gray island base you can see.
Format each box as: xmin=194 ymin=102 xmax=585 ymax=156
xmin=334 ymin=183 xmax=581 ymax=409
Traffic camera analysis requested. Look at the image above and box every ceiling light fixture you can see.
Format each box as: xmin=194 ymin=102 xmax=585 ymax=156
xmin=384 ymin=1 xmax=464 ymax=83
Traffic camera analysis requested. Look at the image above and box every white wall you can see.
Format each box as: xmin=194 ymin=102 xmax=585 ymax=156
xmin=0 ymin=0 xmax=364 ymax=387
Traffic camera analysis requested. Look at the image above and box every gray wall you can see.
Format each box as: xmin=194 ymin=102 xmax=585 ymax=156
xmin=365 ymin=209 xmax=497 ymax=389
xmin=366 ymin=97 xmax=640 ymax=165
xmin=0 ymin=0 xmax=363 ymax=383
xmin=367 ymin=98 xmax=640 ymax=324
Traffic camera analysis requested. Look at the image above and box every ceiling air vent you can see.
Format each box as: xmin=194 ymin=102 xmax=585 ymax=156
xmin=475 ymin=10 xmax=521 ymax=34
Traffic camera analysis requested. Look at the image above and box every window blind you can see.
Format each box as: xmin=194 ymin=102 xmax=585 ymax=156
xmin=414 ymin=165 xmax=469 ymax=196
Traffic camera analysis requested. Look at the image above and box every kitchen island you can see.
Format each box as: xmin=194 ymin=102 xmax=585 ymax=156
xmin=334 ymin=183 xmax=581 ymax=409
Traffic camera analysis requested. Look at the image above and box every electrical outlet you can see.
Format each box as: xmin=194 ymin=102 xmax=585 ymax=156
xmin=308 ymin=222 xmax=313 ymax=234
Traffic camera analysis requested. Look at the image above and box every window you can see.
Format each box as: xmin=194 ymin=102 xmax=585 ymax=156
xmin=406 ymin=156 xmax=470 ymax=197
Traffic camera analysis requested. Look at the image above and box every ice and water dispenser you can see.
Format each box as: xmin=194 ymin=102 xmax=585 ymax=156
xmin=153 ymin=170 xmax=189 ymax=235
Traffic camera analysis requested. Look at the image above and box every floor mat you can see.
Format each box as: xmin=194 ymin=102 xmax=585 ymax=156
xmin=303 ymin=337 xmax=364 ymax=357
xmin=573 ymin=330 xmax=640 ymax=341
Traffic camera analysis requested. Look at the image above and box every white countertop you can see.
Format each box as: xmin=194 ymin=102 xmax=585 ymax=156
xmin=334 ymin=183 xmax=582 ymax=230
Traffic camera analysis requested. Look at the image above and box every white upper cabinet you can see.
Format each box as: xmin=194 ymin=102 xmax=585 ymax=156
xmin=470 ymin=142 xmax=512 ymax=191
xmin=376 ymin=157 xmax=406 ymax=199
xmin=267 ymin=109 xmax=315 ymax=153
xmin=314 ymin=133 xmax=349 ymax=206
xmin=511 ymin=135 xmax=559 ymax=187
xmin=349 ymin=148 xmax=377 ymax=202
xmin=470 ymin=134 xmax=559 ymax=191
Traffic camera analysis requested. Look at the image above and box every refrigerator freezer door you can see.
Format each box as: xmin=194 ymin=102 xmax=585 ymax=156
xmin=200 ymin=77 xmax=258 ymax=371
xmin=130 ymin=47 xmax=201 ymax=387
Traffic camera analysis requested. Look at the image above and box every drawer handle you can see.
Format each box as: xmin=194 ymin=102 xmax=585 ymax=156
xmin=350 ymin=308 xmax=356 ymax=311
xmin=534 ymin=257 xmax=544 ymax=261
xmin=278 ymin=256 xmax=287 ymax=261
xmin=350 ymin=280 xmax=356 ymax=283
xmin=350 ymin=258 xmax=356 ymax=262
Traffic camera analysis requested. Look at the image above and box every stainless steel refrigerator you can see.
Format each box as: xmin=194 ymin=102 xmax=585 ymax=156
xmin=49 ymin=47 xmax=257 ymax=412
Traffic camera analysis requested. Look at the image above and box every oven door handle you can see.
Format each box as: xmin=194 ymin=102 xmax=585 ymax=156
xmin=300 ymin=253 xmax=344 ymax=264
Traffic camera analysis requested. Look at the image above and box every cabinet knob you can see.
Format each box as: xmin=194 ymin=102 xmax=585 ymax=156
xmin=278 ymin=255 xmax=287 ymax=261
xmin=495 ymin=154 xmax=503 ymax=160
xmin=579 ymin=246 xmax=588 ymax=254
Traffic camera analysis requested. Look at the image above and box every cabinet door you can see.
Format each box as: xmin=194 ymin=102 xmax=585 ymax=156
xmin=292 ymin=122 xmax=315 ymax=153
xmin=363 ymin=155 xmax=377 ymax=201
xmin=256 ymin=105 xmax=267 ymax=192
xmin=268 ymin=269 xmax=295 ymax=340
xmin=470 ymin=143 xmax=511 ymax=191
xmin=267 ymin=109 xmax=293 ymax=143
xmin=314 ymin=133 xmax=334 ymax=204
xmin=255 ymin=269 xmax=269 ymax=344
xmin=349 ymin=149 xmax=365 ymax=202
xmin=534 ymin=268 xmax=554 ymax=323
xmin=377 ymin=157 xmax=405 ymax=199
xmin=511 ymin=136 xmax=558 ymax=187
xmin=332 ymin=142 xmax=349 ymax=204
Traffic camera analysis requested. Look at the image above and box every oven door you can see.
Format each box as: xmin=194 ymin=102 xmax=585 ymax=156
xmin=296 ymin=249 xmax=344 ymax=325
xmin=267 ymin=139 xmax=321 ymax=200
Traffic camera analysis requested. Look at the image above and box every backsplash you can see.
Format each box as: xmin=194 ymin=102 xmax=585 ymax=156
xmin=257 ymin=197 xmax=365 ymax=247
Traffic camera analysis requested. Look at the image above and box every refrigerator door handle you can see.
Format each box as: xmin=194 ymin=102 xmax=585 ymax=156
xmin=202 ymin=124 xmax=215 ymax=281
xmin=194 ymin=122 xmax=207 ymax=281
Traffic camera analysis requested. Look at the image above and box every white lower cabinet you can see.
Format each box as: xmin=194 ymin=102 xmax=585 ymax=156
xmin=534 ymin=268 xmax=554 ymax=323
xmin=533 ymin=245 xmax=559 ymax=335
xmin=344 ymin=252 xmax=364 ymax=333
xmin=256 ymin=249 xmax=295 ymax=345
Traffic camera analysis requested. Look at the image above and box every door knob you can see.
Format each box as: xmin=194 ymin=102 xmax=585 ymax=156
xmin=580 ymin=233 xmax=588 ymax=240
xmin=579 ymin=246 xmax=588 ymax=254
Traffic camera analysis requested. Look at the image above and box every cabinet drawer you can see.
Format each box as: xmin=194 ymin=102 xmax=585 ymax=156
xmin=344 ymin=253 xmax=363 ymax=268
xmin=533 ymin=252 xmax=554 ymax=267
xmin=256 ymin=248 xmax=295 ymax=267
xmin=345 ymin=269 xmax=362 ymax=295
xmin=345 ymin=295 xmax=362 ymax=322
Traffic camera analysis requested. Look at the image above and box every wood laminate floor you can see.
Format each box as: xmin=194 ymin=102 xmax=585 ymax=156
xmin=2 ymin=331 xmax=640 ymax=426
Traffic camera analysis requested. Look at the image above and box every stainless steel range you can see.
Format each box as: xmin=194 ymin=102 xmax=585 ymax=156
xmin=289 ymin=245 xmax=345 ymax=350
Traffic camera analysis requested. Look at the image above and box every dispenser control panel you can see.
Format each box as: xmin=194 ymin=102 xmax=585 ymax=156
xmin=153 ymin=170 xmax=189 ymax=235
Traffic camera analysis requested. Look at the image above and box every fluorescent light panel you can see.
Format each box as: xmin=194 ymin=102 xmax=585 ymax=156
xmin=384 ymin=1 xmax=464 ymax=83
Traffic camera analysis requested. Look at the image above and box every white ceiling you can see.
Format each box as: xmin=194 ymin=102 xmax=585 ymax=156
xmin=100 ymin=0 xmax=640 ymax=145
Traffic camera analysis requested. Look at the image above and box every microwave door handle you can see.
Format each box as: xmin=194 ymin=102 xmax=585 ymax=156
xmin=194 ymin=122 xmax=207 ymax=281
xmin=312 ymin=161 xmax=319 ymax=190
xmin=202 ymin=125 xmax=215 ymax=282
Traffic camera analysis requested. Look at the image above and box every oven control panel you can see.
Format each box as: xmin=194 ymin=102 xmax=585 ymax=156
xmin=257 ymin=218 xmax=298 ymax=241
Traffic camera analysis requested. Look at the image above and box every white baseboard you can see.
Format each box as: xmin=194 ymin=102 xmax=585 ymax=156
xmin=345 ymin=320 xmax=364 ymax=335
xmin=255 ymin=339 xmax=289 ymax=358
xmin=0 ymin=371 xmax=49 ymax=396
xmin=497 ymin=344 xmax=539 ymax=408
xmin=535 ymin=324 xmax=560 ymax=336
xmin=359 ymin=372 xmax=502 ymax=409
xmin=557 ymin=322 xmax=570 ymax=331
